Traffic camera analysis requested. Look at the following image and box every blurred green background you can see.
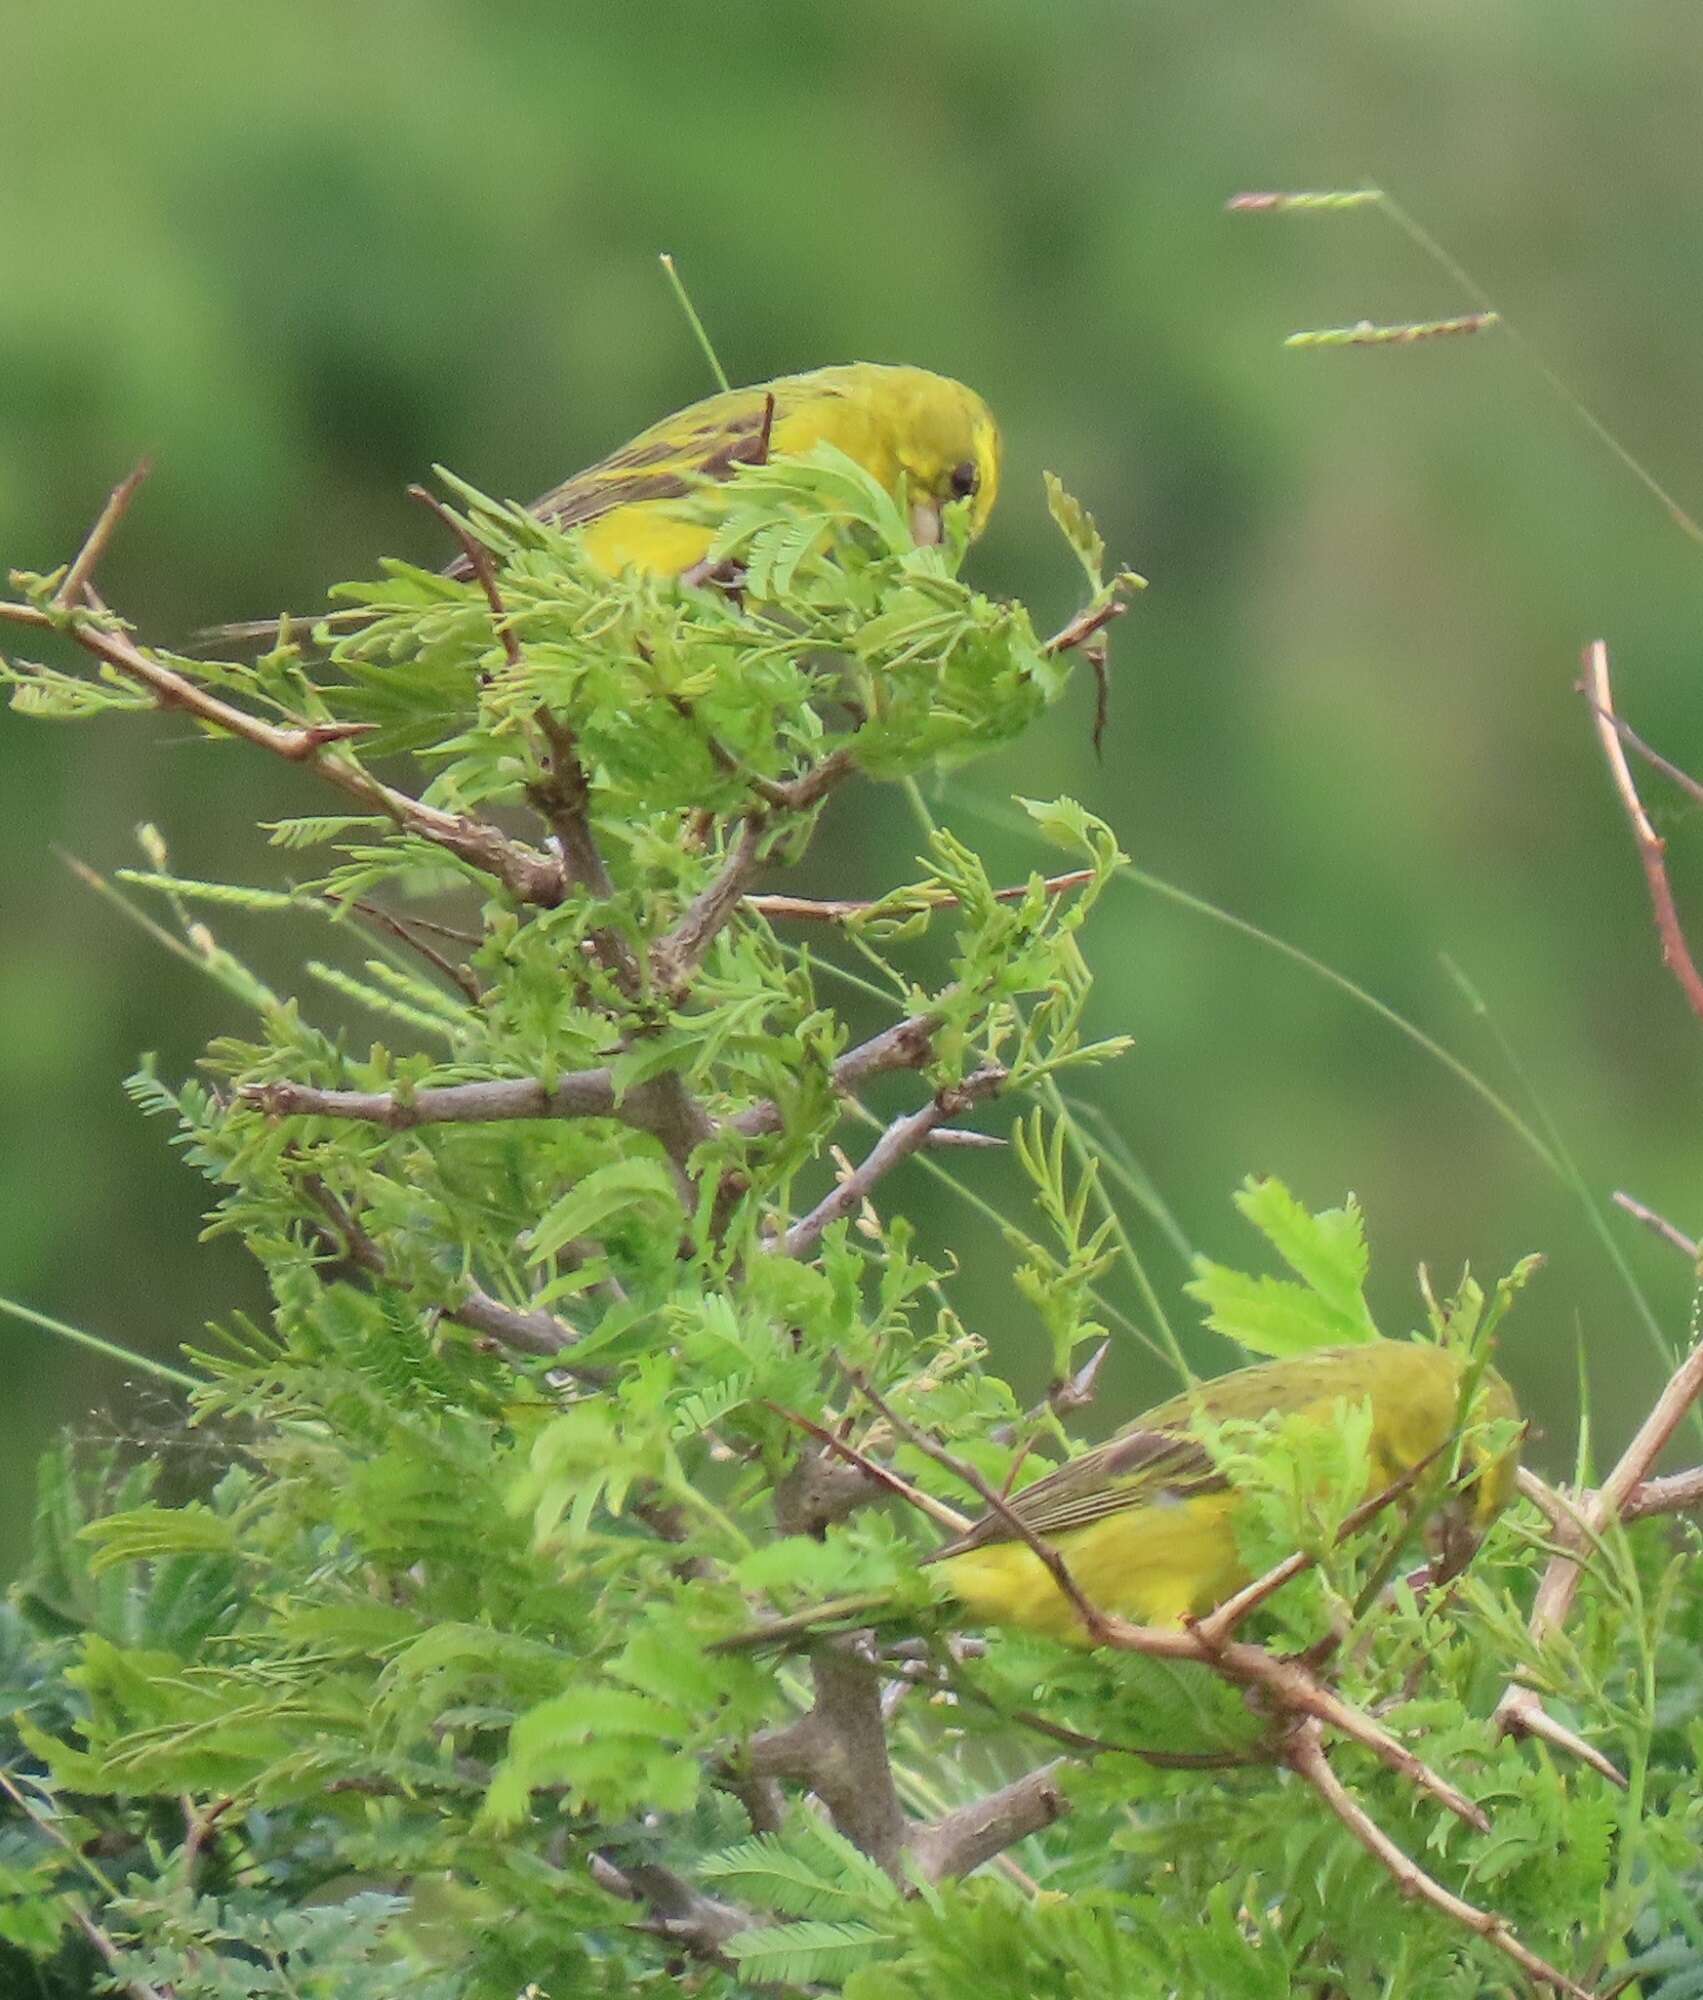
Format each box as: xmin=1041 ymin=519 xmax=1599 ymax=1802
xmin=4 ymin=0 xmax=1701 ymax=1572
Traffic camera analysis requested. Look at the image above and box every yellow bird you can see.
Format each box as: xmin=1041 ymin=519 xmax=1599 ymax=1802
xmin=208 ymin=363 xmax=1000 ymax=648
xmin=489 ymin=362 xmax=1002 ymax=579
xmin=719 ymin=1341 xmax=1519 ymax=1651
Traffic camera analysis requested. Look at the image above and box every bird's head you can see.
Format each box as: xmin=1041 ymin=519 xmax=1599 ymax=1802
xmin=886 ymin=370 xmax=1002 ymax=549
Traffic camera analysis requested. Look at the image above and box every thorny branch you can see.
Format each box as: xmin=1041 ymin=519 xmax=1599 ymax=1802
xmin=780 ymin=1067 xmax=1006 ymax=1258
xmin=0 ymin=595 xmax=566 ymax=903
xmin=242 ymin=1008 xmax=962 ymax=1155
xmin=654 ymin=811 xmax=772 ymax=992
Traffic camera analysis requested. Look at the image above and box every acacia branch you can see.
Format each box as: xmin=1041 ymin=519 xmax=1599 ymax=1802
xmin=744 ymin=1656 xmax=910 ymax=1878
xmin=908 ymin=1760 xmax=1068 ymax=1883
xmin=245 ymin=1070 xmax=622 ymax=1128
xmin=1286 ymin=1722 xmax=1589 ymax=1998
xmin=530 ymin=704 xmax=617 ymax=902
xmin=780 ymin=1067 xmax=1005 ymax=1258
xmin=1583 ymin=638 xmax=1703 ymax=1022
xmin=1 ymin=594 xmax=568 ymax=903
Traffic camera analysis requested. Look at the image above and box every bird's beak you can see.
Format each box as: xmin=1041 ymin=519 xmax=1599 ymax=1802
xmin=909 ymin=498 xmax=944 ymax=547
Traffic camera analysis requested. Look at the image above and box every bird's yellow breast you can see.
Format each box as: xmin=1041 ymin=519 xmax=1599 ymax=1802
xmin=936 ymin=1491 xmax=1246 ymax=1643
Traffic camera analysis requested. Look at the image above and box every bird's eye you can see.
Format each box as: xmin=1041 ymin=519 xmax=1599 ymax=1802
xmin=948 ymin=460 xmax=979 ymax=500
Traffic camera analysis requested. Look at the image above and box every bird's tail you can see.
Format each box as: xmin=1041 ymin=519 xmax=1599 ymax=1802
xmin=709 ymin=1590 xmax=898 ymax=1655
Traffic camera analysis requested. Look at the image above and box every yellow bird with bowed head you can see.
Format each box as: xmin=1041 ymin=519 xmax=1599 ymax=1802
xmin=470 ymin=361 xmax=1003 ymax=578
xmin=207 ymin=362 xmax=1001 ymax=646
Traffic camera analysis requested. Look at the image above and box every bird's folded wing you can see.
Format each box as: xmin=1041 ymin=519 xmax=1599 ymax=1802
xmin=926 ymin=1426 xmax=1226 ymax=1560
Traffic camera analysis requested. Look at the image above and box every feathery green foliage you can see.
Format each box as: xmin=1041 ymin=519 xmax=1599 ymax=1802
xmin=1 ymin=450 xmax=1699 ymax=1999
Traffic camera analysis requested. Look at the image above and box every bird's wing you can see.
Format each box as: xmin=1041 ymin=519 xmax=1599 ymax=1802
xmin=523 ymin=386 xmax=782 ymax=533
xmin=926 ymin=1426 xmax=1226 ymax=1561
xmin=442 ymin=384 xmax=784 ymax=580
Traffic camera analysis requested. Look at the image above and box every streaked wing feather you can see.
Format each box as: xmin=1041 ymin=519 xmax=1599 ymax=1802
xmin=526 ymin=396 xmax=777 ymax=533
xmin=926 ymin=1427 xmax=1225 ymax=1561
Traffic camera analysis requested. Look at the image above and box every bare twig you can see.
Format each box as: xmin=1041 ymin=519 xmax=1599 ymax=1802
xmin=244 ymin=1069 xmax=623 ymax=1128
xmin=1286 ymin=1722 xmax=1589 ymax=1998
xmin=1612 ymin=1189 xmax=1699 ymax=1262
xmin=407 ymin=483 xmax=519 ymax=668
xmin=1042 ymin=599 xmax=1126 ymax=659
xmin=744 ymin=869 xmax=1096 ymax=926
xmin=1583 ymin=638 xmax=1703 ymax=1022
xmin=338 ymin=897 xmax=483 ymax=1004
xmin=780 ymin=1068 xmax=1005 ymax=1258
xmin=56 ymin=459 xmax=154 ymax=609
xmin=1594 ymin=705 xmax=1703 ymax=813
xmin=908 ymin=1761 xmax=1068 ymax=1883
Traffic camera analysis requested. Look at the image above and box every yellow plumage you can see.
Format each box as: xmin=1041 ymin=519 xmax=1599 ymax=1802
xmin=496 ymin=361 xmax=1002 ymax=578
xmin=719 ymin=1341 xmax=1519 ymax=1651
xmin=209 ymin=363 xmax=1001 ymax=647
